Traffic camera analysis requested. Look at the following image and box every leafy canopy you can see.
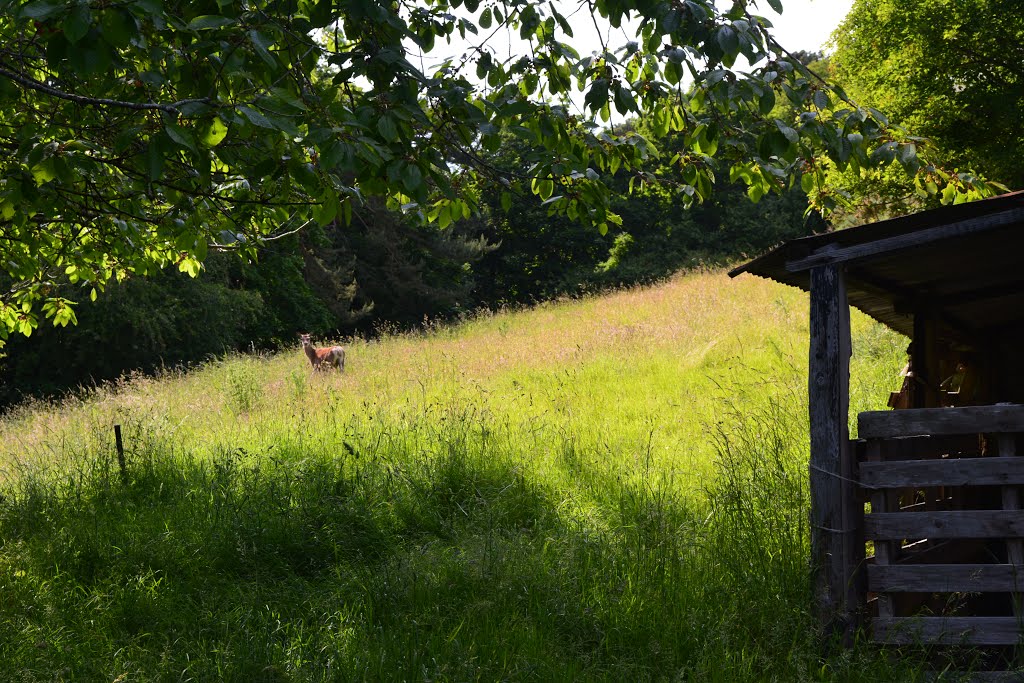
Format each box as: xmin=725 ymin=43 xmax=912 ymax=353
xmin=827 ymin=0 xmax=1022 ymax=219
xmin=0 ymin=0 xmax=1002 ymax=345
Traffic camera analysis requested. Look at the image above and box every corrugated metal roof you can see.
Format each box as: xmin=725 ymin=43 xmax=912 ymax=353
xmin=730 ymin=190 xmax=1024 ymax=342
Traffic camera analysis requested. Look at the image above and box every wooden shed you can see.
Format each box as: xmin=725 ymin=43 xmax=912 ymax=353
xmin=731 ymin=189 xmax=1024 ymax=648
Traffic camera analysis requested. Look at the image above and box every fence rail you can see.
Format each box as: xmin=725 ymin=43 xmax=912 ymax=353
xmin=856 ymin=404 xmax=1024 ymax=646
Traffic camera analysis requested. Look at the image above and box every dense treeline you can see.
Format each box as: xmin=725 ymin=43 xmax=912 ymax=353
xmin=826 ymin=0 xmax=1023 ymax=222
xmin=0 ymin=135 xmax=819 ymax=407
xmin=0 ymin=199 xmax=494 ymax=406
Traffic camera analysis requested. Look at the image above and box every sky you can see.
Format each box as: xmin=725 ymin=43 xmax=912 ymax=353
xmin=758 ymin=0 xmax=855 ymax=54
xmin=402 ymin=0 xmax=858 ymax=120
xmin=558 ymin=0 xmax=856 ymax=57
xmin=416 ymin=0 xmax=856 ymax=69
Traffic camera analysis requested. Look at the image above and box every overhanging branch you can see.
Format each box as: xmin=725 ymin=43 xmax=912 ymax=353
xmin=0 ymin=64 xmax=211 ymax=115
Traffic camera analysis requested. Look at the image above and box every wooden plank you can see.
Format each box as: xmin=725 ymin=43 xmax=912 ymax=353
xmin=913 ymin=309 xmax=940 ymax=408
xmin=866 ymin=510 xmax=1024 ymax=540
xmin=999 ymin=435 xmax=1023 ymax=618
xmin=861 ymin=433 xmax=983 ymax=461
xmin=868 ymin=441 xmax=895 ymax=619
xmin=859 ymin=405 xmax=1024 ymax=439
xmin=897 ymin=540 xmax=991 ymax=565
xmin=785 ymin=206 xmax=1024 ymax=272
xmin=873 ymin=616 xmax=1024 ymax=645
xmin=895 ymin=538 xmax=989 ymax=565
xmin=808 ymin=264 xmax=861 ymax=637
xmin=868 ymin=564 xmax=1024 ymax=593
xmin=860 ymin=457 xmax=1024 ymax=488
xmin=926 ymin=670 xmax=1024 ymax=682
xmin=872 ymin=617 xmax=1024 ymax=645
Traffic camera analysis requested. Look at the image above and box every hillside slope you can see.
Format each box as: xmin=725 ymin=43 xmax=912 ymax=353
xmin=0 ymin=269 xmax=913 ymax=681
xmin=2 ymin=270 xmax=902 ymax=476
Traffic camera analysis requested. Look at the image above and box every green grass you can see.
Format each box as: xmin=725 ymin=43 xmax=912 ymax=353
xmin=0 ymin=270 xmax=920 ymax=681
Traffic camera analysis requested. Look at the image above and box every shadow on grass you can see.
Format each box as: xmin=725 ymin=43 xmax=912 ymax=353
xmin=0 ymin=410 xmax=920 ymax=682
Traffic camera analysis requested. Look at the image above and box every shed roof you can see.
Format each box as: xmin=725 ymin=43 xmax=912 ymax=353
xmin=730 ymin=190 xmax=1024 ymax=344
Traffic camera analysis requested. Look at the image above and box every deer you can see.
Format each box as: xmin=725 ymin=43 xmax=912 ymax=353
xmin=300 ymin=333 xmax=346 ymax=372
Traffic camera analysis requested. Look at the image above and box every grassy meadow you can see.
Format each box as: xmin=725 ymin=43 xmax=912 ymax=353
xmin=0 ymin=269 xmax=920 ymax=681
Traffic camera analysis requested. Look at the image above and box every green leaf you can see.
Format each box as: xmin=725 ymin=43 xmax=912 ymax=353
xmin=315 ymin=194 xmax=339 ymax=225
xmin=899 ymin=142 xmax=917 ymax=164
xmin=132 ymin=0 xmax=163 ymax=16
xmin=584 ymin=78 xmax=609 ymax=113
xmin=146 ymin=140 xmax=165 ymax=181
xmin=716 ymin=26 xmax=738 ymax=55
xmin=866 ymin=106 xmax=889 ymax=126
xmin=238 ymin=105 xmax=275 ymax=129
xmin=165 ymin=120 xmax=198 ymax=153
xmin=613 ymin=85 xmax=637 ymax=115
xmin=31 ymin=159 xmax=57 ymax=185
xmin=79 ymin=41 xmax=114 ymax=76
xmin=341 ymin=197 xmax=353 ymax=225
xmin=665 ymin=60 xmax=682 ymax=85
xmin=377 ymin=115 xmax=398 ymax=142
xmin=767 ymin=0 xmax=783 ymax=12
xmin=695 ymin=126 xmax=719 ymax=156
xmin=554 ymin=11 xmax=573 ymax=37
xmin=63 ymin=4 xmax=92 ymax=44
xmin=100 ymin=8 xmax=135 ymax=48
xmin=801 ymin=171 xmax=814 ymax=194
xmin=21 ymin=0 xmax=64 ymax=21
xmin=178 ymin=256 xmax=201 ymax=277
xmin=268 ymin=87 xmax=307 ymax=111
xmin=193 ymin=237 xmax=208 ymax=262
xmin=898 ymin=142 xmax=920 ymax=174
xmin=307 ymin=0 xmax=332 ymax=27
xmin=538 ymin=178 xmax=554 ymax=201
xmin=201 ymin=118 xmax=229 ymax=147
xmin=500 ymin=191 xmax=512 ymax=212
xmin=289 ymin=160 xmax=320 ymax=192
xmin=758 ymin=88 xmax=775 ymax=116
xmin=759 ymin=130 xmax=790 ymax=159
xmin=188 ymin=15 xmax=234 ymax=30
xmin=56 ymin=305 xmax=78 ymax=327
xmin=870 ymin=141 xmax=898 ymax=165
xmin=774 ymin=120 xmax=799 ymax=144
xmin=941 ymin=183 xmax=957 ymax=205
xmin=249 ymin=30 xmax=276 ymax=68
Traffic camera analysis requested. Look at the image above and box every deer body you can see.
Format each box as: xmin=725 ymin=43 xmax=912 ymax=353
xmin=300 ymin=334 xmax=345 ymax=372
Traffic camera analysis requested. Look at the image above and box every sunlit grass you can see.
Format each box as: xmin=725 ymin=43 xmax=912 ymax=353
xmin=0 ymin=269 xmax=917 ymax=681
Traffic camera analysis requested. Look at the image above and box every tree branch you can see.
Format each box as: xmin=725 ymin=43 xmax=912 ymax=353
xmin=0 ymin=64 xmax=211 ymax=115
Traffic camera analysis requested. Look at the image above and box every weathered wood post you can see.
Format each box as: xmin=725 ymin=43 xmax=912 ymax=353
xmin=114 ymin=424 xmax=127 ymax=484
xmin=808 ymin=264 xmax=863 ymax=641
xmin=911 ymin=309 xmax=940 ymax=409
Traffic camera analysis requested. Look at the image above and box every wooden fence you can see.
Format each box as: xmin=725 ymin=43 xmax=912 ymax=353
xmin=857 ymin=405 xmax=1024 ymax=646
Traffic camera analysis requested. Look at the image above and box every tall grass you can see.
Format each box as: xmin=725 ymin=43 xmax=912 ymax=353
xmin=0 ymin=270 xmax=918 ymax=681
